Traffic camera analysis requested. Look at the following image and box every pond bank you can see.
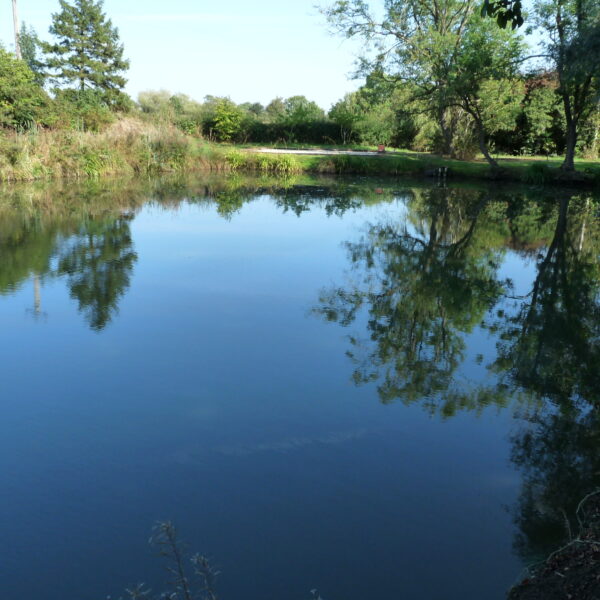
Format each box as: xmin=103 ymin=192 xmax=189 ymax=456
xmin=0 ymin=125 xmax=598 ymax=188
xmin=509 ymin=492 xmax=600 ymax=600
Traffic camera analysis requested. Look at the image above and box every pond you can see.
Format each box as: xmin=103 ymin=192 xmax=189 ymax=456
xmin=0 ymin=175 xmax=598 ymax=600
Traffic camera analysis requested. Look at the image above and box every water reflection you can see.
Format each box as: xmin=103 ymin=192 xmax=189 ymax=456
xmin=1 ymin=176 xmax=599 ymax=596
xmin=492 ymin=195 xmax=600 ymax=403
xmin=314 ymin=184 xmax=600 ymax=579
xmin=316 ymin=188 xmax=600 ymax=408
xmin=0 ymin=176 xmax=390 ymax=330
xmin=0 ymin=207 xmax=137 ymax=331
xmin=316 ymin=187 xmax=513 ymax=413
xmin=501 ymin=195 xmax=600 ymax=568
xmin=56 ymin=215 xmax=137 ymax=331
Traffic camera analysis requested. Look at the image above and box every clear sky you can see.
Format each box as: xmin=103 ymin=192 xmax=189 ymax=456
xmin=1 ymin=0 xmax=365 ymax=109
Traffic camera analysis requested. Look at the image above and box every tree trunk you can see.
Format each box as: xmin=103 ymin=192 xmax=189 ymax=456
xmin=476 ymin=119 xmax=499 ymax=169
xmin=561 ymin=119 xmax=577 ymax=172
xmin=438 ymin=109 xmax=453 ymax=156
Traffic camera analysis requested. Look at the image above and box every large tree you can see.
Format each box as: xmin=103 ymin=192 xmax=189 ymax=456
xmin=323 ymin=0 xmax=478 ymax=156
xmin=42 ymin=0 xmax=129 ymax=106
xmin=447 ymin=17 xmax=526 ymax=167
xmin=534 ymin=0 xmax=600 ymax=171
xmin=322 ymin=0 xmax=525 ymax=166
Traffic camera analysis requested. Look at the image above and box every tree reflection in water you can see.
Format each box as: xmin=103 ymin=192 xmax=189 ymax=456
xmin=57 ymin=214 xmax=137 ymax=331
xmin=315 ymin=186 xmax=600 ymax=574
xmin=316 ymin=187 xmax=514 ymax=414
xmin=1 ymin=177 xmax=599 ymax=590
xmin=0 ymin=209 xmax=137 ymax=332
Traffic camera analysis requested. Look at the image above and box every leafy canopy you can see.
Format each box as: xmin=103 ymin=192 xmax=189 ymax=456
xmin=481 ymin=0 xmax=525 ymax=29
xmin=42 ymin=0 xmax=129 ymax=106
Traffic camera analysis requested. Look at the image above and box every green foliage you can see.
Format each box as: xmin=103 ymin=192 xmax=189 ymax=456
xmin=0 ymin=47 xmax=48 ymax=130
xmin=138 ymin=90 xmax=174 ymax=116
xmin=328 ymin=83 xmax=416 ymax=148
xmin=42 ymin=0 xmax=130 ymax=107
xmin=53 ymin=88 xmax=116 ymax=131
xmin=282 ymin=96 xmax=325 ymax=126
xmin=533 ymin=0 xmax=600 ymax=170
xmin=19 ymin=24 xmax=45 ymax=86
xmin=212 ymin=98 xmax=246 ymax=142
xmin=239 ymin=102 xmax=265 ymax=118
xmin=137 ymin=90 xmax=204 ymax=135
xmin=448 ymin=15 xmax=526 ymax=163
xmin=522 ymin=77 xmax=563 ymax=155
xmin=329 ymin=93 xmax=363 ymax=144
xmin=323 ymin=1 xmax=526 ymax=166
xmin=265 ymin=97 xmax=286 ymax=122
xmin=479 ymin=79 xmax=526 ymax=134
xmin=481 ymin=0 xmax=525 ymax=29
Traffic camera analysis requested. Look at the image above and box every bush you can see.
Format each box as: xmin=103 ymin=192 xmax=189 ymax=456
xmin=0 ymin=47 xmax=50 ymax=130
xmin=52 ymin=89 xmax=116 ymax=132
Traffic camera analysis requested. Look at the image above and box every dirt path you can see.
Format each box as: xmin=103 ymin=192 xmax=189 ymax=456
xmin=251 ymin=148 xmax=385 ymax=157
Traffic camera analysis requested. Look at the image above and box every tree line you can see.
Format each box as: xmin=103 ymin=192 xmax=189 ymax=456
xmin=1 ymin=0 xmax=599 ymax=172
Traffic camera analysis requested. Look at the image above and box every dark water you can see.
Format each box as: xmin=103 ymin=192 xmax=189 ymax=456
xmin=1 ymin=176 xmax=598 ymax=600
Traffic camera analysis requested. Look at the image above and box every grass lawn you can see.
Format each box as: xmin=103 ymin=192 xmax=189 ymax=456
xmin=233 ymin=143 xmax=600 ymax=185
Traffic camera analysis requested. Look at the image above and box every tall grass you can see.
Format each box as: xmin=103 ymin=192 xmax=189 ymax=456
xmin=1 ymin=118 xmax=599 ymax=186
xmin=0 ymin=119 xmax=203 ymax=182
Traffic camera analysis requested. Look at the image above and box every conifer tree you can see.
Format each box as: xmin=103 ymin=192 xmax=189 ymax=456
xmin=42 ymin=0 xmax=129 ymax=106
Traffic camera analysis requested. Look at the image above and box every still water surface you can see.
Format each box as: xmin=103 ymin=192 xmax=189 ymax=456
xmin=1 ymin=176 xmax=598 ymax=600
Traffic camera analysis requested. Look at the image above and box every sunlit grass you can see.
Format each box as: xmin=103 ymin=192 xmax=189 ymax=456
xmin=0 ymin=123 xmax=598 ymax=186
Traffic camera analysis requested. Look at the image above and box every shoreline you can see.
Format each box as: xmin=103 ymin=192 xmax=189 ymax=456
xmin=0 ymin=127 xmax=598 ymax=188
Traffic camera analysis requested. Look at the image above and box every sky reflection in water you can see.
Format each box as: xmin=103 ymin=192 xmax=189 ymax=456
xmin=0 ymin=176 xmax=598 ymax=600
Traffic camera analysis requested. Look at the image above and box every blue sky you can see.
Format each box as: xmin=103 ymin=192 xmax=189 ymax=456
xmin=1 ymin=0 xmax=365 ymax=109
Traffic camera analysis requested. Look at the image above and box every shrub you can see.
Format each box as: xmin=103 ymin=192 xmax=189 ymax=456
xmin=0 ymin=47 xmax=49 ymax=130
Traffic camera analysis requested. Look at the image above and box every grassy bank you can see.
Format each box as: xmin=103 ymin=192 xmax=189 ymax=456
xmin=1 ymin=120 xmax=599 ymax=187
xmin=236 ymin=148 xmax=600 ymax=186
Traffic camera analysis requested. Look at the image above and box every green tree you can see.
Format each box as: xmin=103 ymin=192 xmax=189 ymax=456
xmin=521 ymin=74 xmax=564 ymax=155
xmin=0 ymin=46 xmax=48 ymax=129
xmin=42 ymin=0 xmax=129 ymax=107
xmin=239 ymin=102 xmax=265 ymax=118
xmin=533 ymin=0 xmax=600 ymax=171
xmin=265 ymin=97 xmax=286 ymax=122
xmin=329 ymin=93 xmax=363 ymax=144
xmin=19 ymin=23 xmax=45 ymax=86
xmin=324 ymin=0 xmax=478 ymax=156
xmin=323 ymin=1 xmax=525 ymax=166
xmin=283 ymin=96 xmax=325 ymax=125
xmin=138 ymin=90 xmax=174 ymax=116
xmin=212 ymin=98 xmax=245 ymax=142
xmin=448 ymin=18 xmax=526 ymax=166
